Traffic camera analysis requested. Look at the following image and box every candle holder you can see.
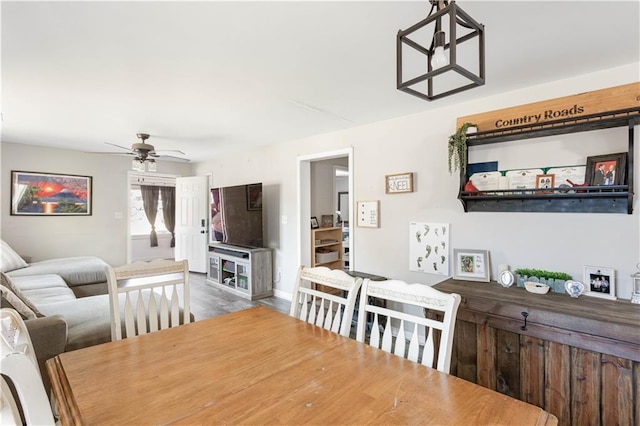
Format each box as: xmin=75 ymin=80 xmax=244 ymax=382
xmin=631 ymin=263 xmax=640 ymax=304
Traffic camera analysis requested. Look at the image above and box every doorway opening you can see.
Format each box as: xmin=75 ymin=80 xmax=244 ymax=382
xmin=296 ymin=148 xmax=353 ymax=270
xmin=127 ymin=172 xmax=177 ymax=263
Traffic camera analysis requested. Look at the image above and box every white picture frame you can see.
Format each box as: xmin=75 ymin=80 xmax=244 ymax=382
xmin=453 ymin=249 xmax=490 ymax=282
xmin=357 ymin=200 xmax=379 ymax=228
xmin=583 ymin=266 xmax=616 ymax=300
xmin=409 ymin=222 xmax=450 ymax=276
xmin=385 ymin=172 xmax=414 ymax=194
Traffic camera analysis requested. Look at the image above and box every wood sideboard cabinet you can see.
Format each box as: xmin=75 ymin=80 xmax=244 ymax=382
xmin=433 ymin=278 xmax=639 ymax=426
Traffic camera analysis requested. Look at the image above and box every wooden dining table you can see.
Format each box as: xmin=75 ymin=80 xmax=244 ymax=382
xmin=47 ymin=306 xmax=557 ymax=425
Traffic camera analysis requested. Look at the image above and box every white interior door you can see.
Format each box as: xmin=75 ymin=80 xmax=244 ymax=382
xmin=175 ymin=175 xmax=209 ymax=273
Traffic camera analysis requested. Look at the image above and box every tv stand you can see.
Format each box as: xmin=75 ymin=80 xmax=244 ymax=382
xmin=207 ymin=244 xmax=273 ymax=300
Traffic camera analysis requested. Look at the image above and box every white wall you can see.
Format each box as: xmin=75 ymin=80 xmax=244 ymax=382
xmin=310 ymin=157 xmax=348 ymax=224
xmin=195 ymin=63 xmax=640 ymax=300
xmin=0 ymin=143 xmax=193 ymax=266
xmin=131 ymin=234 xmax=174 ymax=262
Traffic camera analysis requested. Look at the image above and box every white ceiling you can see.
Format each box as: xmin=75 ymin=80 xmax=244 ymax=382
xmin=2 ymin=1 xmax=639 ymax=162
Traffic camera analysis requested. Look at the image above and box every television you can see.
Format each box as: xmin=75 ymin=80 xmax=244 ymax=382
xmin=210 ymin=183 xmax=263 ymax=248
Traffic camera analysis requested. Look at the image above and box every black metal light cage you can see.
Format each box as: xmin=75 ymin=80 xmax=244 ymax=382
xmin=397 ymin=1 xmax=485 ymax=101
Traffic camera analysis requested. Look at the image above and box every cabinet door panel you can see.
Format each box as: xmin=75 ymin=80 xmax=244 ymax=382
xmin=601 ymin=354 xmax=633 ymax=426
xmin=520 ymin=335 xmax=545 ymax=407
xmin=496 ymin=329 xmax=520 ymax=399
xmin=454 ymin=320 xmax=477 ymax=384
xmin=570 ymin=347 xmax=601 ymax=426
xmin=476 ymin=324 xmax=496 ymax=390
xmin=544 ymin=341 xmax=570 ymax=426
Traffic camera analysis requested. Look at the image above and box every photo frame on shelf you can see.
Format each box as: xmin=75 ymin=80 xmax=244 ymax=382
xmin=385 ymin=172 xmax=414 ymax=194
xmin=535 ymin=174 xmax=555 ymax=193
xmin=452 ymin=249 xmax=490 ymax=282
xmin=310 ymin=217 xmax=319 ymax=229
xmin=584 ymin=153 xmax=627 ymax=187
xmin=583 ymin=266 xmax=616 ymax=300
xmin=11 ymin=170 xmax=92 ymax=216
xmin=321 ymin=214 xmax=334 ymax=228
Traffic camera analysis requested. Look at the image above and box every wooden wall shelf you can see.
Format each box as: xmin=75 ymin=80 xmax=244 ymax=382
xmin=458 ymin=108 xmax=638 ymax=214
xmin=460 ymin=185 xmax=631 ymax=214
xmin=465 ymin=108 xmax=639 ymax=146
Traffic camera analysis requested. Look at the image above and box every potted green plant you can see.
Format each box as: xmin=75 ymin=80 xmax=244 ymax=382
xmin=448 ymin=122 xmax=478 ymax=175
xmin=514 ymin=268 xmax=573 ymax=293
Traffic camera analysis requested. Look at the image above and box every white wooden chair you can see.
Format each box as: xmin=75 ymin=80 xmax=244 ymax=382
xmin=1 ymin=308 xmax=56 ymax=425
xmin=289 ymin=266 xmax=363 ymax=337
xmin=355 ymin=279 xmax=461 ymax=374
xmin=107 ymin=259 xmax=190 ymax=341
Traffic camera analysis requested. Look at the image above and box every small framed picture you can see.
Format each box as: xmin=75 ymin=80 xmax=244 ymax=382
xmin=583 ymin=266 xmax=616 ymax=300
xmin=585 ymin=153 xmax=627 ymax=186
xmin=385 ymin=172 xmax=414 ymax=194
xmin=453 ymin=249 xmax=490 ymax=282
xmin=357 ymin=200 xmax=379 ymax=228
xmin=321 ymin=214 xmax=334 ymax=228
xmin=310 ymin=217 xmax=319 ymax=229
xmin=246 ymin=183 xmax=262 ymax=211
xmin=535 ymin=174 xmax=555 ymax=193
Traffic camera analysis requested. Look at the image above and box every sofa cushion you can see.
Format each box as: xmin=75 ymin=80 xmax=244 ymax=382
xmin=38 ymin=295 xmax=113 ymax=351
xmin=39 ymin=291 xmax=194 ymax=352
xmin=0 ymin=284 xmax=38 ymax=319
xmin=1 ymin=240 xmax=28 ymax=273
xmin=1 ymin=272 xmax=44 ymax=317
xmin=10 ymin=274 xmax=76 ymax=306
xmin=7 ymin=256 xmax=108 ymax=287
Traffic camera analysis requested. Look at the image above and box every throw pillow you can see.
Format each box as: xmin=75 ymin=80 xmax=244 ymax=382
xmin=1 ymin=273 xmax=44 ymax=318
xmin=1 ymin=240 xmax=28 ymax=273
xmin=0 ymin=284 xmax=37 ymax=320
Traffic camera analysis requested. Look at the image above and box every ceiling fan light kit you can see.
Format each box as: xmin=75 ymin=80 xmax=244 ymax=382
xmin=397 ymin=0 xmax=485 ymax=101
xmin=132 ymin=158 xmax=157 ymax=172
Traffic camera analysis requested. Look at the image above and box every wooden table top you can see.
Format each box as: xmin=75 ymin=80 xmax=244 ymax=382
xmin=47 ymin=306 xmax=556 ymax=425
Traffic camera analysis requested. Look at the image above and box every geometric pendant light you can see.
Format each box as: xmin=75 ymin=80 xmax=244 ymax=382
xmin=397 ymin=0 xmax=485 ymax=101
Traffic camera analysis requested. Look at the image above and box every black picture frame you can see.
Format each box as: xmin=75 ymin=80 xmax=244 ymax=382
xmin=246 ymin=183 xmax=262 ymax=211
xmin=311 ymin=217 xmax=319 ymax=229
xmin=585 ymin=153 xmax=627 ymax=187
xmin=10 ymin=170 xmax=92 ymax=216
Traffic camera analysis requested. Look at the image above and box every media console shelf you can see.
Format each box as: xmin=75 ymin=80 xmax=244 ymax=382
xmin=207 ymin=244 xmax=273 ymax=300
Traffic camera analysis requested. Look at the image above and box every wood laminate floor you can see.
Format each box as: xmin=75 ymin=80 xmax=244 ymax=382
xmin=189 ymin=272 xmax=290 ymax=321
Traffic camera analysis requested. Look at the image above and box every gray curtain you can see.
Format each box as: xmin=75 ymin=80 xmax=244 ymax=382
xmin=140 ymin=185 xmax=160 ymax=247
xmin=160 ymin=186 xmax=176 ymax=247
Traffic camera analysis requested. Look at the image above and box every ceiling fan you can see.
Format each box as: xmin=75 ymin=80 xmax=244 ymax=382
xmin=97 ymin=133 xmax=190 ymax=163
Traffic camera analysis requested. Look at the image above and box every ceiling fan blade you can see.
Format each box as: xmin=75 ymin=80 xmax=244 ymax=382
xmin=105 ymin=142 xmax=133 ymax=151
xmin=153 ymin=154 xmax=190 ymax=162
xmin=87 ymin=151 xmax=135 ymax=156
xmin=155 ymin=149 xmax=186 ymax=155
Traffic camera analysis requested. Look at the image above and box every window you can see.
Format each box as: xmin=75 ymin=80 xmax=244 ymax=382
xmin=130 ymin=187 xmax=168 ymax=236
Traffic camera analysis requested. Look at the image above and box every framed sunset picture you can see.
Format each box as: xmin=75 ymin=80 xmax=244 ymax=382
xmin=11 ymin=171 xmax=92 ymax=216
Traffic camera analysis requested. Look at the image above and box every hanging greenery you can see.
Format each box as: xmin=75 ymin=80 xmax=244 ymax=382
xmin=447 ymin=122 xmax=477 ymax=175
